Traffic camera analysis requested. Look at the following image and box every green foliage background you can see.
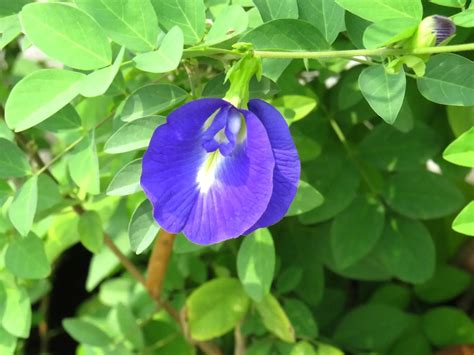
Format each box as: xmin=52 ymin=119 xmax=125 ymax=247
xmin=0 ymin=0 xmax=474 ymax=354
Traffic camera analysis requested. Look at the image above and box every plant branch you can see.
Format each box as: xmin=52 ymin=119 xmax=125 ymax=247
xmin=234 ymin=322 xmax=245 ymax=355
xmin=146 ymin=229 xmax=176 ymax=300
xmin=253 ymin=43 xmax=474 ymax=59
xmin=184 ymin=43 xmax=474 ymax=60
xmin=329 ymin=118 xmax=381 ymax=197
xmin=103 ymin=234 xmax=148 ymax=286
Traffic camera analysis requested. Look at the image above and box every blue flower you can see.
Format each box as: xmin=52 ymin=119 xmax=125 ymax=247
xmin=141 ymin=98 xmax=300 ymax=245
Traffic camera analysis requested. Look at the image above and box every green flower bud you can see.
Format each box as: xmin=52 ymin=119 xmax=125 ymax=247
xmin=410 ymin=15 xmax=456 ymax=49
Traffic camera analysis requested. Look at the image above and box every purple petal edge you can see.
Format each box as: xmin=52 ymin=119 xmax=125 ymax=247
xmin=244 ymin=99 xmax=301 ymax=234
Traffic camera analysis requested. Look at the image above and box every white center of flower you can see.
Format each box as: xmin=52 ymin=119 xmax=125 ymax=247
xmin=196 ymin=151 xmax=223 ymax=193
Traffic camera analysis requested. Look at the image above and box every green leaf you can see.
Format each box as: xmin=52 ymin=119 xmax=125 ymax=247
xmin=384 ymin=171 xmax=465 ymax=219
xmin=86 ymin=233 xmax=129 ymax=291
xmin=120 ymin=84 xmax=188 ymax=122
xmin=104 ymin=116 xmax=165 ymax=154
xmin=128 ymin=200 xmax=159 ymax=254
xmin=452 ymin=201 xmax=474 ymax=236
xmin=447 ymin=106 xmax=474 ymax=137
xmin=369 ymin=283 xmax=411 ymax=309
xmin=68 ymin=133 xmax=100 ymax=195
xmin=276 ymin=266 xmax=303 ymax=294
xmin=0 ymin=138 xmax=30 ymax=178
xmin=390 ymin=334 xmax=433 ymax=355
xmin=375 ymin=217 xmax=435 ymax=284
xmin=286 ymin=180 xmax=324 ymax=216
xmin=0 ymin=326 xmax=16 ymax=355
xmin=0 ymin=284 xmax=31 ymax=338
xmin=242 ymin=19 xmax=329 ymax=51
xmin=271 ymin=95 xmax=317 ymax=124
xmin=298 ymin=0 xmax=345 ymax=44
xmin=443 ymin=126 xmax=474 ymax=167
xmin=8 ymin=175 xmax=38 ymax=237
xmin=414 ymin=264 xmax=471 ymax=303
xmin=237 ymin=228 xmax=275 ymax=302
xmin=334 ymin=304 xmax=412 ymax=351
xmin=362 ymin=18 xmax=418 ymax=49
xmin=5 ymin=233 xmax=50 ymax=279
xmin=313 ymin=342 xmax=344 ymax=355
xmin=116 ymin=304 xmax=145 ymax=349
xmin=359 ymin=64 xmax=406 ymax=124
xmin=345 ymin=11 xmax=371 ymax=48
xmin=173 ymin=233 xmax=205 ymax=254
xmin=106 ymin=159 xmax=143 ymax=196
xmin=330 ymin=196 xmax=385 ymax=269
xmin=204 ymin=5 xmax=248 ymax=45
xmin=452 ymin=9 xmax=474 ymax=27
xmin=359 ymin=122 xmax=441 ymax=171
xmin=284 ymin=299 xmax=318 ymax=338
xmin=99 ymin=278 xmax=134 ymax=307
xmin=422 ymin=307 xmax=474 ymax=347
xmin=0 ymin=181 xmax=11 ymax=207
xmin=0 ymin=0 xmax=29 ymax=17
xmin=255 ymin=293 xmax=295 ymax=343
xmin=430 ymin=0 xmax=466 ymax=8
xmin=20 ymin=3 xmax=111 ymax=70
xmin=417 ymin=54 xmax=474 ymax=106
xmin=253 ymin=0 xmax=298 ymax=21
xmin=335 ymin=0 xmax=422 ymax=22
xmin=0 ymin=15 xmax=21 ymax=50
xmin=37 ymin=104 xmax=81 ymax=132
xmin=299 ymin=151 xmax=360 ymax=224
xmin=186 ymin=278 xmax=250 ymax=341
xmin=291 ymin=341 xmax=317 ymax=355
xmin=133 ymin=26 xmax=184 ymax=73
xmin=79 ymin=47 xmax=125 ymax=98
xmin=78 ymin=211 xmax=104 ymax=253
xmin=151 ymin=0 xmax=205 ymax=45
xmin=5 ymin=69 xmax=85 ymax=132
xmin=74 ymin=0 xmax=159 ymax=52
xmin=63 ymin=318 xmax=112 ymax=347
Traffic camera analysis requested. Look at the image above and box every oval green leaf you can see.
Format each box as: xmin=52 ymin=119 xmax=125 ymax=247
xmin=417 ymin=54 xmax=474 ymax=106
xmin=133 ymin=26 xmax=184 ymax=73
xmin=8 ymin=175 xmax=38 ymax=237
xmin=186 ymin=278 xmax=250 ymax=341
xmin=0 ymin=138 xmax=30 ymax=178
xmin=128 ymin=200 xmax=159 ymax=254
xmin=5 ymin=69 xmax=85 ymax=132
xmin=5 ymin=233 xmax=51 ymax=279
xmin=104 ymin=116 xmax=165 ymax=154
xmin=237 ymin=228 xmax=275 ymax=302
xmin=75 ymin=0 xmax=159 ymax=52
xmin=20 ymin=3 xmax=112 ymax=70
xmin=106 ymin=159 xmax=143 ymax=196
xmin=359 ymin=64 xmax=406 ymax=124
xmin=120 ymin=84 xmax=188 ymax=122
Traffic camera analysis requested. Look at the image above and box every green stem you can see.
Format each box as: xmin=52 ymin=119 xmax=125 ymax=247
xmin=184 ymin=43 xmax=474 ymax=60
xmin=35 ymin=136 xmax=83 ymax=176
xmin=254 ymin=43 xmax=474 ymax=59
xmin=329 ymin=118 xmax=380 ymax=197
xmin=35 ymin=112 xmax=114 ymax=177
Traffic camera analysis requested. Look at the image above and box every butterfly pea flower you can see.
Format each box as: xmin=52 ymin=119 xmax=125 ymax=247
xmin=141 ymin=98 xmax=300 ymax=245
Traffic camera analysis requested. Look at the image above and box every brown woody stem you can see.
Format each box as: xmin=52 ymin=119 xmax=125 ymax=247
xmin=146 ymin=229 xmax=176 ymax=299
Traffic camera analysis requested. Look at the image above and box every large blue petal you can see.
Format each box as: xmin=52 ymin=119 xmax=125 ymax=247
xmin=141 ymin=99 xmax=275 ymax=244
xmin=245 ymin=99 xmax=301 ymax=233
xmin=141 ymin=98 xmax=229 ymax=233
